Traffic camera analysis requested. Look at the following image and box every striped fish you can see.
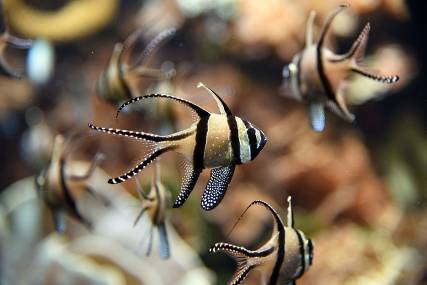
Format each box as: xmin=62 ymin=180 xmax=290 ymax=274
xmin=134 ymin=162 xmax=171 ymax=259
xmin=0 ymin=1 xmax=32 ymax=78
xmin=282 ymin=5 xmax=399 ymax=132
xmin=209 ymin=197 xmax=314 ymax=285
xmin=35 ymin=135 xmax=105 ymax=232
xmin=88 ymin=82 xmax=267 ymax=210
xmin=96 ymin=28 xmax=176 ymax=105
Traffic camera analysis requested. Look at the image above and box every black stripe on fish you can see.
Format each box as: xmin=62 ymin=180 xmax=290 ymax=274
xmin=316 ymin=5 xmax=348 ymax=104
xmin=243 ymin=120 xmax=257 ymax=161
xmin=294 ymin=229 xmax=306 ymax=278
xmin=296 ymin=54 xmax=303 ymax=94
xmin=228 ymin=116 xmax=241 ymax=164
xmin=268 ymin=222 xmax=285 ymax=285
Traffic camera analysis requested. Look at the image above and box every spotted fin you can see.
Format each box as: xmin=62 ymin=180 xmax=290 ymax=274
xmin=157 ymin=222 xmax=170 ymax=259
xmin=173 ymin=159 xmax=202 ymax=208
xmin=308 ymin=102 xmax=325 ymax=132
xmin=201 ymin=165 xmax=235 ymax=211
xmin=52 ymin=210 xmax=65 ymax=233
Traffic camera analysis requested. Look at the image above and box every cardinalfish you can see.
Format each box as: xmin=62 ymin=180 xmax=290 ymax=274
xmin=134 ymin=162 xmax=171 ymax=259
xmin=210 ymin=197 xmax=313 ymax=285
xmin=96 ymin=28 xmax=176 ymax=105
xmin=282 ymin=5 xmax=399 ymax=132
xmin=0 ymin=1 xmax=32 ymax=78
xmin=88 ymin=82 xmax=267 ymax=210
xmin=35 ymin=134 xmax=105 ymax=232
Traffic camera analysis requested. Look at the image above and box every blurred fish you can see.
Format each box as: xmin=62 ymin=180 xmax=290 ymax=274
xmin=96 ymin=27 xmax=176 ymax=105
xmin=88 ymin=82 xmax=267 ymax=210
xmin=282 ymin=5 xmax=399 ymax=132
xmin=134 ymin=162 xmax=171 ymax=259
xmin=210 ymin=197 xmax=314 ymax=285
xmin=26 ymin=39 xmax=55 ymax=85
xmin=35 ymin=134 xmax=105 ymax=232
xmin=0 ymin=1 xmax=32 ymax=78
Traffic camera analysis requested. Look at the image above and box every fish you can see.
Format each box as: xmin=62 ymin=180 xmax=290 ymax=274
xmin=96 ymin=27 xmax=176 ymax=105
xmin=209 ymin=197 xmax=314 ymax=285
xmin=282 ymin=5 xmax=399 ymax=132
xmin=35 ymin=134 xmax=105 ymax=232
xmin=134 ymin=162 xmax=171 ymax=259
xmin=0 ymin=1 xmax=32 ymax=78
xmin=88 ymin=82 xmax=267 ymax=210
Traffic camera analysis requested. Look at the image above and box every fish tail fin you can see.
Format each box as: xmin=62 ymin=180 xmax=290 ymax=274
xmin=107 ymin=147 xmax=172 ymax=184
xmin=157 ymin=222 xmax=170 ymax=259
xmin=209 ymin=243 xmax=258 ymax=285
xmin=350 ymin=66 xmax=399 ymax=84
xmin=308 ymin=102 xmax=325 ymax=132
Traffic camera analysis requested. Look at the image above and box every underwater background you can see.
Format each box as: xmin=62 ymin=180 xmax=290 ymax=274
xmin=0 ymin=0 xmax=426 ymax=284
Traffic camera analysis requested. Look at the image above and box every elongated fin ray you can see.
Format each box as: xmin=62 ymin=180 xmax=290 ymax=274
xmin=197 ymin=82 xmax=232 ymax=115
xmin=158 ymin=222 xmax=170 ymax=259
xmin=133 ymin=206 xmax=149 ymax=227
xmin=351 ymin=67 xmax=399 ymax=84
xmin=130 ymin=28 xmax=176 ymax=70
xmin=201 ymin=165 xmax=235 ymax=211
xmin=227 ymin=200 xmax=285 ymax=240
xmin=88 ymin=123 xmax=189 ymax=142
xmin=308 ymin=102 xmax=325 ymax=132
xmin=317 ymin=5 xmax=348 ymax=47
xmin=305 ymin=11 xmax=316 ymax=47
xmin=108 ymin=147 xmax=171 ymax=184
xmin=173 ymin=160 xmax=202 ymax=208
xmin=115 ymin=93 xmax=210 ymax=120
xmin=329 ymin=23 xmax=371 ymax=63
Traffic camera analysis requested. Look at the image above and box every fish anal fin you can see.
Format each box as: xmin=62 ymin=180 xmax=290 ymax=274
xmin=201 ymin=165 xmax=235 ymax=211
xmin=308 ymin=102 xmax=325 ymax=132
xmin=52 ymin=210 xmax=65 ymax=233
xmin=157 ymin=222 xmax=170 ymax=259
xmin=173 ymin=158 xmax=202 ymax=208
xmin=197 ymin=82 xmax=232 ymax=115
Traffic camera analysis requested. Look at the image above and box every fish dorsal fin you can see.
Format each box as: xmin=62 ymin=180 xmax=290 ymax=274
xmin=287 ymin=196 xmax=294 ymax=228
xmin=227 ymin=200 xmax=285 ymax=240
xmin=126 ymin=28 xmax=176 ymax=70
xmin=349 ymin=22 xmax=370 ymax=63
xmin=317 ymin=5 xmax=348 ymax=49
xmin=197 ymin=82 xmax=232 ymax=115
xmin=305 ymin=11 xmax=317 ymax=48
xmin=115 ymin=93 xmax=210 ymax=120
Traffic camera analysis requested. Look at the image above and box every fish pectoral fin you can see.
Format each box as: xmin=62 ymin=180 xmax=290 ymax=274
xmin=308 ymin=102 xmax=326 ymax=132
xmin=197 ymin=82 xmax=232 ymax=115
xmin=52 ymin=210 xmax=66 ymax=233
xmin=201 ymin=165 xmax=235 ymax=211
xmin=69 ymin=152 xmax=104 ymax=181
xmin=133 ymin=206 xmax=149 ymax=227
xmin=157 ymin=222 xmax=170 ymax=259
xmin=325 ymin=100 xmax=354 ymax=122
xmin=85 ymin=186 xmax=111 ymax=207
xmin=173 ymin=159 xmax=202 ymax=208
xmin=0 ymin=55 xmax=22 ymax=78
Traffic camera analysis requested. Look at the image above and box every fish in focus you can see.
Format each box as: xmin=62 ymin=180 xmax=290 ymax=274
xmin=96 ymin=27 xmax=176 ymax=105
xmin=0 ymin=1 xmax=32 ymax=78
xmin=134 ymin=162 xmax=171 ymax=259
xmin=88 ymin=82 xmax=267 ymax=210
xmin=35 ymin=134 xmax=105 ymax=232
xmin=210 ymin=197 xmax=314 ymax=285
xmin=282 ymin=5 xmax=399 ymax=132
